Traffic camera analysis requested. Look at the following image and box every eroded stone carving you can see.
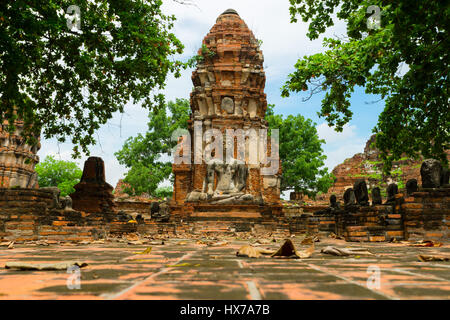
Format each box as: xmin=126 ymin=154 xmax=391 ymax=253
xmin=41 ymin=187 xmax=61 ymax=209
xmin=330 ymin=194 xmax=340 ymax=210
xmin=353 ymin=179 xmax=369 ymax=206
xmin=406 ymin=179 xmax=418 ymax=196
xmin=60 ymin=195 xmax=74 ymax=211
xmin=440 ymin=167 xmax=449 ymax=186
xmin=371 ymin=187 xmax=382 ymax=205
xmin=421 ymin=159 xmax=442 ymax=188
xmin=186 ymin=158 xmax=254 ymax=204
xmin=343 ymin=188 xmax=356 ymax=206
xmin=151 ymin=201 xmax=170 ymax=222
xmin=385 ymin=183 xmax=398 ymax=204
xmin=221 ymin=97 xmax=235 ymax=114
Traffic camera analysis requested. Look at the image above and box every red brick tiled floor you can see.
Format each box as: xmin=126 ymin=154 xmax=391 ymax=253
xmin=0 ymin=237 xmax=448 ymax=299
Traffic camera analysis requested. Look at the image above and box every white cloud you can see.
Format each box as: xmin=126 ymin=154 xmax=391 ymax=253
xmin=316 ymin=123 xmax=357 ymax=144
xmin=316 ymin=123 xmax=367 ymax=171
xmin=323 ymin=142 xmax=366 ymax=171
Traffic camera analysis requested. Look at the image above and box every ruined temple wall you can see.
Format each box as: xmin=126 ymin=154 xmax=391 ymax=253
xmin=305 ymin=187 xmax=449 ymax=243
xmin=0 ymin=188 xmax=136 ymax=243
xmin=336 ymin=202 xmax=404 ymax=242
xmin=304 ymin=135 xmax=450 ymax=205
xmin=402 ymin=187 xmax=449 ymax=240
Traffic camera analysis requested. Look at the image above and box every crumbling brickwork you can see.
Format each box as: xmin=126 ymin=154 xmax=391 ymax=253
xmin=0 ymin=119 xmax=40 ymax=188
xmin=402 ymin=187 xmax=449 ymax=240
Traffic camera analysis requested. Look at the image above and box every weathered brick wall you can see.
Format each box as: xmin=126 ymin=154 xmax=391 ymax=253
xmin=402 ymin=186 xmax=449 ymax=240
xmin=336 ymin=204 xmax=404 ymax=242
xmin=0 ymin=188 xmax=137 ymax=243
xmin=0 ymin=189 xmax=52 ymax=241
xmin=2 ymin=187 xmax=447 ymax=243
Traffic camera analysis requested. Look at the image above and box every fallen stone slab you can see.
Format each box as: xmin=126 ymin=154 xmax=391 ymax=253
xmin=5 ymin=261 xmax=88 ymax=271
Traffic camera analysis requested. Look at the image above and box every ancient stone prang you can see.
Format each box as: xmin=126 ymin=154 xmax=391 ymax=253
xmin=172 ymin=9 xmax=281 ymax=214
xmin=0 ymin=119 xmax=40 ymax=188
xmin=70 ymin=157 xmax=116 ymax=213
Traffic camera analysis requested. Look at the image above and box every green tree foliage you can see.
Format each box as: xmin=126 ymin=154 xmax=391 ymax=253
xmin=265 ymin=105 xmax=334 ymax=197
xmin=35 ymin=155 xmax=82 ymax=196
xmin=154 ymin=186 xmax=173 ymax=198
xmin=283 ymin=0 xmax=449 ymax=173
xmin=115 ymin=98 xmax=190 ymax=196
xmin=0 ymin=0 xmax=186 ymax=156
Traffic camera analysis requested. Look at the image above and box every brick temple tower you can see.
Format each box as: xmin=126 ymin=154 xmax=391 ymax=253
xmin=171 ymin=9 xmax=282 ymax=218
xmin=0 ymin=118 xmax=40 ymax=188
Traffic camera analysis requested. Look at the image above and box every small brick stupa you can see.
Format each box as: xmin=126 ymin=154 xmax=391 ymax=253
xmin=0 ymin=118 xmax=40 ymax=188
xmin=70 ymin=157 xmax=116 ymax=213
xmin=171 ymin=9 xmax=282 ymax=218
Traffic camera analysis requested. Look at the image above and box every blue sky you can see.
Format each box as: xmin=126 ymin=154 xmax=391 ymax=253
xmin=38 ymin=0 xmax=386 ymax=187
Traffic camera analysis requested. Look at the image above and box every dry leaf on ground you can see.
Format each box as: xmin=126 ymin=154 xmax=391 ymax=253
xmin=133 ymin=247 xmax=152 ymax=255
xmin=207 ymin=240 xmax=228 ymax=247
xmin=409 ymin=240 xmax=442 ymax=247
xmin=296 ymin=244 xmax=315 ymax=259
xmin=271 ymin=239 xmax=314 ymax=259
xmin=320 ymin=246 xmax=374 ymax=256
xmin=127 ymin=240 xmax=144 ymax=245
xmin=418 ymin=255 xmax=449 ymax=262
xmin=300 ymin=236 xmax=320 ymax=245
xmin=236 ymin=245 xmax=275 ymax=258
xmin=126 ymin=234 xmax=139 ymax=242
xmin=253 ymin=239 xmax=272 ymax=245
xmin=328 ymin=233 xmax=344 ymax=240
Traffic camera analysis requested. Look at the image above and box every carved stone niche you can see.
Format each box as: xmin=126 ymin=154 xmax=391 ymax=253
xmin=221 ymin=97 xmax=235 ymax=114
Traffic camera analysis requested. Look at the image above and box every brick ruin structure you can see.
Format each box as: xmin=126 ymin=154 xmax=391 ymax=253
xmin=171 ymin=9 xmax=282 ymax=221
xmin=295 ymin=158 xmax=449 ymax=242
xmin=0 ymin=10 xmax=448 ymax=244
xmin=70 ymin=157 xmax=116 ymax=213
xmin=292 ymin=134 xmax=450 ymax=205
